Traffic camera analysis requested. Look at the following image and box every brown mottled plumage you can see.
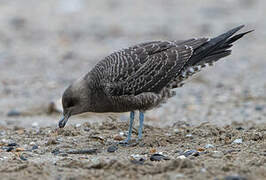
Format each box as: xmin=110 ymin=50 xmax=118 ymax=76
xmin=59 ymin=25 xmax=252 ymax=142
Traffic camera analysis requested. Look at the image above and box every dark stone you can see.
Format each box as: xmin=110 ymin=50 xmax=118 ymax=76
xmin=66 ymin=149 xmax=97 ymax=154
xmin=6 ymin=147 xmax=14 ymax=152
xmin=7 ymin=110 xmax=21 ymax=117
xmin=107 ymin=145 xmax=118 ymax=153
xmin=8 ymin=142 xmax=18 ymax=147
xmin=51 ymin=149 xmax=60 ymax=155
xmin=255 ymin=105 xmax=263 ymax=111
xmin=150 ymin=154 xmax=170 ymax=161
xmin=182 ymin=150 xmax=197 ymax=157
xmin=236 ymin=127 xmax=244 ymax=130
xmin=20 ymin=155 xmax=27 ymax=161
xmin=224 ymin=175 xmax=247 ymax=180
xmin=32 ymin=145 xmax=38 ymax=150
xmin=130 ymin=158 xmax=145 ymax=165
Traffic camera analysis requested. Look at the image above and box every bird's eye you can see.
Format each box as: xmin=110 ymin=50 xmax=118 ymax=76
xmin=67 ymin=99 xmax=75 ymax=108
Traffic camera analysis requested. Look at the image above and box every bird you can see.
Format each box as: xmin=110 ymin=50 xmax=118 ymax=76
xmin=58 ymin=25 xmax=252 ymax=144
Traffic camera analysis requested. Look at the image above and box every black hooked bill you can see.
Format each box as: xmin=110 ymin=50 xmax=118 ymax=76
xmin=58 ymin=114 xmax=70 ymax=128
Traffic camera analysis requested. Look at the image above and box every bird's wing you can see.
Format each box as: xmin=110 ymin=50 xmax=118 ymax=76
xmin=96 ymin=38 xmax=209 ymax=96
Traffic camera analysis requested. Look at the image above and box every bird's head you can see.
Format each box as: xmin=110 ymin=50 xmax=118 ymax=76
xmin=58 ymin=77 xmax=92 ymax=128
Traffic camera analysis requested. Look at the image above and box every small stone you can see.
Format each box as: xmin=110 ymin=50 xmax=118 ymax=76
xmin=113 ymin=135 xmax=124 ymax=141
xmin=205 ymin=144 xmax=214 ymax=148
xmin=232 ymin=139 xmax=243 ymax=144
xmin=174 ymin=129 xmax=180 ymax=134
xmin=7 ymin=110 xmax=21 ymax=117
xmin=29 ymin=142 xmax=36 ymax=146
xmin=119 ymin=132 xmax=125 ymax=136
xmin=6 ymin=147 xmax=14 ymax=152
xmin=197 ymin=148 xmax=205 ymax=152
xmin=32 ymin=145 xmax=38 ymax=150
xmin=185 ymin=134 xmax=193 ymax=138
xmin=75 ymin=124 xmax=81 ymax=128
xmin=90 ymin=157 xmax=101 ymax=166
xmin=131 ymin=154 xmax=146 ymax=162
xmin=46 ymin=138 xmax=58 ymax=146
xmin=107 ymin=145 xmax=118 ymax=153
xmin=200 ymin=168 xmax=207 ymax=172
xmin=150 ymin=153 xmax=170 ymax=161
xmin=255 ymin=105 xmax=263 ymax=111
xmin=32 ymin=122 xmax=39 ymax=128
xmin=20 ymin=155 xmax=27 ymax=161
xmin=16 ymin=129 xmax=25 ymax=135
xmin=224 ymin=175 xmax=247 ymax=180
xmin=236 ymin=127 xmax=244 ymax=130
xmin=130 ymin=158 xmax=145 ymax=165
xmin=177 ymin=155 xmax=186 ymax=159
xmin=83 ymin=127 xmax=90 ymax=132
xmin=15 ymin=147 xmax=25 ymax=152
xmin=211 ymin=151 xmax=224 ymax=158
xmin=182 ymin=150 xmax=197 ymax=157
xmin=149 ymin=148 xmax=156 ymax=154
xmin=8 ymin=143 xmax=18 ymax=147
xmin=51 ymin=149 xmax=60 ymax=155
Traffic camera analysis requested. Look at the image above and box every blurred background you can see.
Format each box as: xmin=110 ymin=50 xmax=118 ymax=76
xmin=0 ymin=0 xmax=265 ymax=128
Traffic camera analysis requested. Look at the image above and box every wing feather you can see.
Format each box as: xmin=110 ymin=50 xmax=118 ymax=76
xmin=91 ymin=38 xmax=209 ymax=96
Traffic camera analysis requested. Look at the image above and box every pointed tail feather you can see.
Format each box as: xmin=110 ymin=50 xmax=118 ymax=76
xmin=187 ymin=25 xmax=253 ymax=66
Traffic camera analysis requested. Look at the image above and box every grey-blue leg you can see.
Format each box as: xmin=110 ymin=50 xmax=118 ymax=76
xmin=119 ymin=111 xmax=135 ymax=144
xmin=137 ymin=111 xmax=144 ymax=141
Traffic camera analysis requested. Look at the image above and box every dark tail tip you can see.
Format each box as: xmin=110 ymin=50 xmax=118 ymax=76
xmin=226 ymin=29 xmax=254 ymax=44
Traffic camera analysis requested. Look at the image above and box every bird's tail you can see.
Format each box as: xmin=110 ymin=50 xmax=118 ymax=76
xmin=171 ymin=25 xmax=253 ymax=89
xmin=186 ymin=25 xmax=253 ymax=67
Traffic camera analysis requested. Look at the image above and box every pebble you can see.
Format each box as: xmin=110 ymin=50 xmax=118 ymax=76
xmin=15 ymin=147 xmax=25 ymax=152
xmin=182 ymin=150 xmax=197 ymax=157
xmin=255 ymin=105 xmax=263 ymax=111
xmin=32 ymin=145 xmax=38 ymax=150
xmin=29 ymin=142 xmax=36 ymax=146
xmin=66 ymin=149 xmax=97 ymax=154
xmin=91 ymin=157 xmax=100 ymax=165
xmin=46 ymin=138 xmax=58 ymax=145
xmin=8 ymin=142 xmax=18 ymax=147
xmin=20 ymin=155 xmax=27 ymax=161
xmin=224 ymin=175 xmax=247 ymax=180
xmin=83 ymin=127 xmax=90 ymax=132
xmin=107 ymin=145 xmax=118 ymax=153
xmin=177 ymin=155 xmax=186 ymax=159
xmin=149 ymin=148 xmax=156 ymax=154
xmin=51 ymin=149 xmax=60 ymax=155
xmin=113 ymin=135 xmax=123 ymax=141
xmin=173 ymin=129 xmax=180 ymax=134
xmin=119 ymin=132 xmax=125 ymax=136
xmin=205 ymin=144 xmax=214 ymax=148
xmin=7 ymin=109 xmax=21 ymax=117
xmin=236 ymin=127 xmax=244 ymax=130
xmin=150 ymin=153 xmax=170 ymax=161
xmin=232 ymin=139 xmax=243 ymax=144
xmin=211 ymin=151 xmax=224 ymax=158
xmin=130 ymin=158 xmax=145 ymax=165
xmin=168 ymin=173 xmax=184 ymax=179
xmin=185 ymin=134 xmax=193 ymax=138
xmin=32 ymin=122 xmax=39 ymax=128
xmin=200 ymin=168 xmax=207 ymax=172
xmin=75 ymin=124 xmax=81 ymax=128
xmin=131 ymin=154 xmax=146 ymax=162
xmin=6 ymin=147 xmax=14 ymax=152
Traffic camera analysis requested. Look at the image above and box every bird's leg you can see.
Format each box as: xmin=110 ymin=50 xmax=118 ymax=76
xmin=137 ymin=111 xmax=144 ymax=141
xmin=119 ymin=111 xmax=135 ymax=144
